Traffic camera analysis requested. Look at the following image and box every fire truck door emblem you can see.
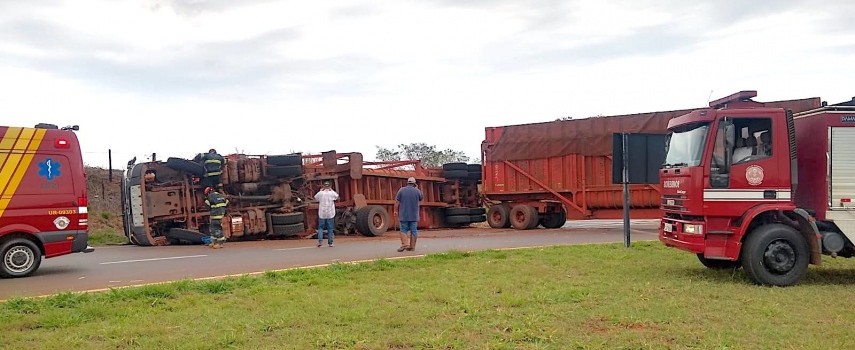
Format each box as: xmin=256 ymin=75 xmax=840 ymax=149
xmin=53 ymin=216 xmax=70 ymax=230
xmin=745 ymin=165 xmax=764 ymax=186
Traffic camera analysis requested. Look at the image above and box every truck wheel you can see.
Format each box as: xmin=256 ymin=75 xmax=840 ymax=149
xmin=540 ymin=210 xmax=567 ymax=229
xmin=268 ymin=165 xmax=302 ymax=177
xmin=696 ymin=254 xmax=741 ymax=269
xmin=442 ymin=162 xmax=467 ymax=171
xmin=487 ymin=204 xmax=511 ymax=228
xmin=510 ymin=205 xmax=539 ymax=230
xmin=0 ymin=238 xmax=42 ymax=278
xmin=355 ymin=205 xmax=389 ymax=237
xmin=444 ymin=207 xmax=470 ymax=216
xmin=271 ymin=212 xmax=304 ymax=225
xmin=271 ymin=223 xmax=305 ymax=237
xmin=445 ymin=215 xmax=472 ymax=224
xmin=267 ymin=154 xmax=302 ymax=166
xmin=165 ymin=157 xmax=206 ymax=176
xmin=741 ymin=224 xmax=809 ymax=287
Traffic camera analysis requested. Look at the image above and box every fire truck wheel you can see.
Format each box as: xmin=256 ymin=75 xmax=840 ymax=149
xmin=487 ymin=204 xmax=511 ymax=229
xmin=510 ymin=205 xmax=539 ymax=230
xmin=0 ymin=238 xmax=42 ymax=278
xmin=540 ymin=210 xmax=567 ymax=229
xmin=355 ymin=205 xmax=389 ymax=237
xmin=696 ymin=254 xmax=741 ymax=269
xmin=741 ymin=224 xmax=809 ymax=287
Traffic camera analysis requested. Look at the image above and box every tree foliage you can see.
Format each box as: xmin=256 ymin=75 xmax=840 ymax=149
xmin=375 ymin=142 xmax=470 ymax=168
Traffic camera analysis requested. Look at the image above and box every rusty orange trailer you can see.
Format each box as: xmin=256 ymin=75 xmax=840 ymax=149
xmin=481 ymin=97 xmax=824 ymax=230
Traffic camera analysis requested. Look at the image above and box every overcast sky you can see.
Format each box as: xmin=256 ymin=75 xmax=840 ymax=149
xmin=2 ymin=0 xmax=854 ymax=168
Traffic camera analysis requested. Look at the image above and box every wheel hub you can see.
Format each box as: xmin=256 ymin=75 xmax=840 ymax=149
xmin=5 ymin=247 xmax=34 ymax=273
xmin=763 ymin=240 xmax=796 ymax=274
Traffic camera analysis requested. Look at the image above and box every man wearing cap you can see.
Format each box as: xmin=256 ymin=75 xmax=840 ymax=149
xmin=394 ymin=177 xmax=423 ymax=252
xmin=314 ymin=181 xmax=339 ymax=247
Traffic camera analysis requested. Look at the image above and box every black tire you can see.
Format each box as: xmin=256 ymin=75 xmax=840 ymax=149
xmin=697 ymin=254 xmax=741 ymax=269
xmin=467 ymin=171 xmax=482 ymax=182
xmin=268 ymin=165 xmax=302 ymax=178
xmin=510 ymin=205 xmax=539 ymax=230
xmin=466 ymin=164 xmax=481 ymax=172
xmin=165 ymin=157 xmax=206 ymax=176
xmin=468 ymin=207 xmax=486 ymax=215
xmin=355 ymin=205 xmax=389 ymax=237
xmin=267 ymin=154 xmax=302 ymax=166
xmin=442 ymin=162 xmax=467 ymax=171
xmin=0 ymin=238 xmax=42 ymax=278
xmin=469 ymin=215 xmax=486 ymax=223
xmin=741 ymin=224 xmax=810 ymax=287
xmin=271 ymin=223 xmax=305 ymax=237
xmin=271 ymin=212 xmax=304 ymax=225
xmin=445 ymin=207 xmax=470 ymax=216
xmin=487 ymin=204 xmax=511 ymax=228
xmin=445 ymin=215 xmax=472 ymax=224
xmin=540 ymin=210 xmax=567 ymax=229
xmin=443 ymin=170 xmax=468 ymax=179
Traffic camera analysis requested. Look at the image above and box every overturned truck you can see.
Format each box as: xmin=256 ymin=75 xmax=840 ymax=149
xmin=121 ymin=151 xmax=484 ymax=246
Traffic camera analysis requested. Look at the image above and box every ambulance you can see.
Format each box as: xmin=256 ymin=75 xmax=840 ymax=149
xmin=0 ymin=123 xmax=93 ymax=278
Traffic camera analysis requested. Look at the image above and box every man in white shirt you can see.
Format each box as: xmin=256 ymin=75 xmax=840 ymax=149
xmin=315 ymin=181 xmax=339 ymax=247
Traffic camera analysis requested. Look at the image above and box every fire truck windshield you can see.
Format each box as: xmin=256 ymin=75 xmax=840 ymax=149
xmin=663 ymin=122 xmax=710 ymax=168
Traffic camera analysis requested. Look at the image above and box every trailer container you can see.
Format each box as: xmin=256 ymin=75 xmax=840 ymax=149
xmin=482 ymin=97 xmax=824 ymax=230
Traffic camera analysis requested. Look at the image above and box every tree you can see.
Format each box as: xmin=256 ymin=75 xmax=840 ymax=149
xmin=375 ymin=142 xmax=470 ymax=168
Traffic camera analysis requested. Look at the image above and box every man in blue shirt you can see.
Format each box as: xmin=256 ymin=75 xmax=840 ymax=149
xmin=394 ymin=177 xmax=423 ymax=252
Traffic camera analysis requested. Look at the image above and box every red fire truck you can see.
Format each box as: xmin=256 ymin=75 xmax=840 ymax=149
xmin=659 ymin=91 xmax=855 ymax=286
xmin=0 ymin=123 xmax=93 ymax=278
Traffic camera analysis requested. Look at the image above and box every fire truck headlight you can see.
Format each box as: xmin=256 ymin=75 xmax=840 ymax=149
xmin=684 ymin=224 xmax=703 ymax=235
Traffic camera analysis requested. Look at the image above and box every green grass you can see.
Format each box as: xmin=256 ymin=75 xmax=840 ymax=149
xmin=86 ymin=228 xmax=129 ymax=246
xmin=3 ymin=241 xmax=855 ymax=349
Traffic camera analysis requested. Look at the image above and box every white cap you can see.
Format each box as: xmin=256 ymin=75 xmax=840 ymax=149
xmin=407 ymin=177 xmax=416 ymax=184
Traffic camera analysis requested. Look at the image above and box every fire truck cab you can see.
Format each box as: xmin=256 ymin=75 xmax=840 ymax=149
xmin=659 ymin=91 xmax=855 ymax=287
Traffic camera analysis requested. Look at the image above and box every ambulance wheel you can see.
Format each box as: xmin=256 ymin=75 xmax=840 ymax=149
xmin=741 ymin=224 xmax=809 ymax=287
xmin=0 ymin=238 xmax=42 ymax=278
xmin=696 ymin=254 xmax=741 ymax=269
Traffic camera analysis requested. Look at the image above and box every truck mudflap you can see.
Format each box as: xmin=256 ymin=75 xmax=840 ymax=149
xmin=792 ymin=208 xmax=823 ymax=265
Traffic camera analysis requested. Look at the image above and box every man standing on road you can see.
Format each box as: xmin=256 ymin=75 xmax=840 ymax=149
xmin=315 ymin=181 xmax=339 ymax=247
xmin=204 ymin=186 xmax=229 ymax=249
xmin=394 ymin=177 xmax=423 ymax=252
xmin=201 ymin=148 xmax=224 ymax=191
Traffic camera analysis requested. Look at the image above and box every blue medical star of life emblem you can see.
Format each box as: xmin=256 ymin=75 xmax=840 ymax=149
xmin=37 ymin=158 xmax=62 ymax=181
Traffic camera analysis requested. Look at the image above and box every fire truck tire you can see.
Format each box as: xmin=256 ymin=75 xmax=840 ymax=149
xmin=469 ymin=215 xmax=487 ymax=223
xmin=540 ymin=210 xmax=567 ymax=229
xmin=487 ymin=204 xmax=511 ymax=229
xmin=696 ymin=254 xmax=741 ymax=269
xmin=468 ymin=207 xmax=486 ymax=215
xmin=271 ymin=223 xmax=305 ymax=237
xmin=443 ymin=170 xmax=468 ymax=179
xmin=445 ymin=215 xmax=472 ymax=224
xmin=355 ymin=205 xmax=389 ymax=237
xmin=268 ymin=165 xmax=302 ymax=177
xmin=271 ymin=212 xmax=304 ymax=225
xmin=442 ymin=162 xmax=467 ymax=171
xmin=741 ymin=224 xmax=810 ymax=287
xmin=445 ymin=207 xmax=471 ymax=216
xmin=510 ymin=205 xmax=539 ymax=230
xmin=0 ymin=238 xmax=42 ymax=278
xmin=267 ymin=154 xmax=302 ymax=166
xmin=165 ymin=157 xmax=206 ymax=176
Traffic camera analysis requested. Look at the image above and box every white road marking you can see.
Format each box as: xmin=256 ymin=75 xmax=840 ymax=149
xmin=275 ymin=247 xmax=317 ymax=251
xmin=99 ymin=255 xmax=208 ymax=265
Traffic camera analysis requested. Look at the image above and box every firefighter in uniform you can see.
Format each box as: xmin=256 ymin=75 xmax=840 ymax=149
xmin=201 ymin=148 xmax=224 ymax=191
xmin=204 ymin=186 xmax=229 ymax=248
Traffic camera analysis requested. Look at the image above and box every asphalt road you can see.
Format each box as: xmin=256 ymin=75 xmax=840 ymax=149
xmin=0 ymin=220 xmax=659 ymax=300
